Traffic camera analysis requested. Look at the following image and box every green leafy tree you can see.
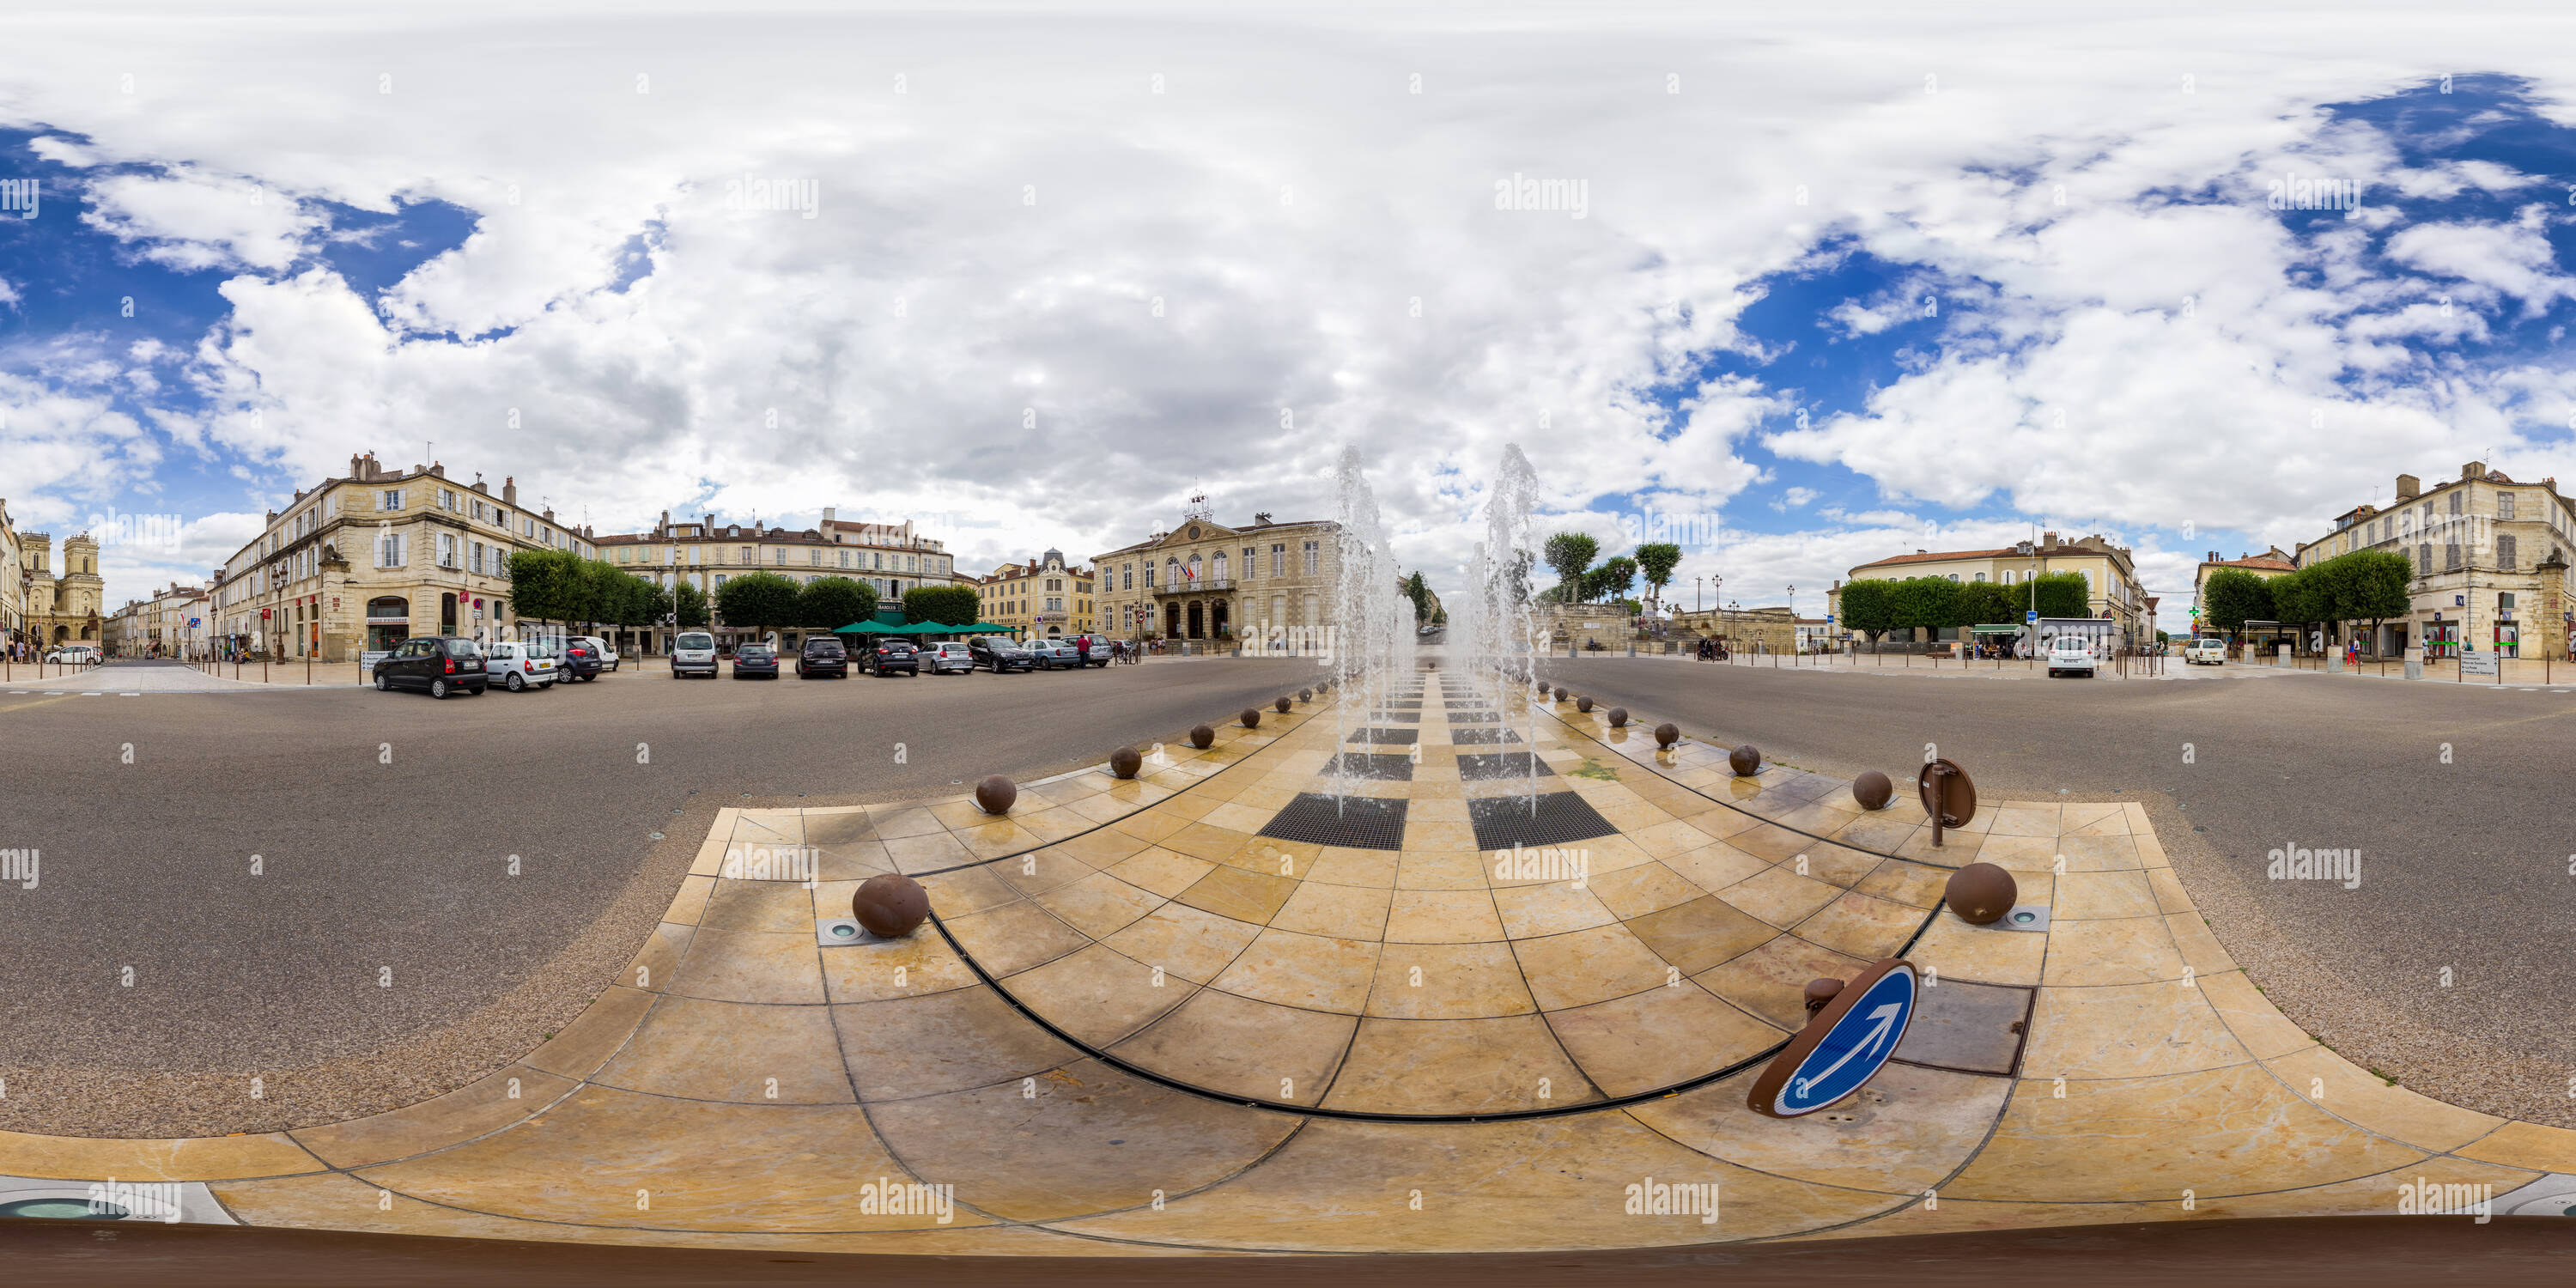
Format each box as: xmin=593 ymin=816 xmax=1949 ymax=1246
xmin=1838 ymin=579 xmax=1895 ymax=644
xmin=902 ymin=584 xmax=979 ymax=626
xmin=1403 ymin=570 xmax=1432 ymax=623
xmin=646 ymin=583 xmax=675 ymax=628
xmin=2340 ymin=550 xmax=2413 ymax=651
xmin=505 ymin=548 xmax=580 ymax=625
xmin=1955 ymin=579 xmax=2019 ymax=629
xmin=1542 ymin=532 xmax=1598 ymax=603
xmin=2025 ymin=570 xmax=2093 ymax=621
xmin=673 ymin=580 xmax=710 ymax=629
xmin=2201 ymin=568 xmax=2275 ymax=635
xmin=715 ymin=570 xmax=800 ymax=641
xmin=1583 ymin=556 xmax=1638 ymax=604
xmin=1887 ymin=575 xmax=1962 ymax=640
xmin=1632 ymin=543 xmax=1682 ymax=611
xmin=2269 ymin=567 xmax=2323 ymax=641
xmin=799 ymin=576 xmax=878 ymax=631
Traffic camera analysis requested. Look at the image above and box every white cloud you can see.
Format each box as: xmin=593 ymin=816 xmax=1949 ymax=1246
xmin=82 ymin=170 xmax=319 ymax=272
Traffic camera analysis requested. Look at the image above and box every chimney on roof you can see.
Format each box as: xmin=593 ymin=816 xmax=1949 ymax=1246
xmin=823 ymin=507 xmax=835 ymax=524
xmin=2042 ymin=531 xmax=2057 ymax=547
xmin=2397 ymin=473 xmax=2421 ymax=500
xmin=2463 ymin=460 xmax=2485 ymax=481
xmin=502 ymin=477 xmax=518 ymax=506
xmin=349 ymin=453 xmax=363 ymax=479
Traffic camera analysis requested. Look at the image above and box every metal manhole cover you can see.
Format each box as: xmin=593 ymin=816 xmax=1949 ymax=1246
xmin=1467 ymin=792 xmax=1617 ymax=849
xmin=1260 ymin=793 xmax=1411 ymax=850
xmin=1449 ymin=727 xmax=1523 ymax=745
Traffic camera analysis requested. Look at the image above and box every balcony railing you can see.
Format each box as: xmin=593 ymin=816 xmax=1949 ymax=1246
xmin=1153 ymin=578 xmax=1232 ymax=593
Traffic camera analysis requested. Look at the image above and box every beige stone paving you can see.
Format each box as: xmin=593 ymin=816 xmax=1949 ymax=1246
xmin=6 ymin=668 xmax=2572 ymax=1254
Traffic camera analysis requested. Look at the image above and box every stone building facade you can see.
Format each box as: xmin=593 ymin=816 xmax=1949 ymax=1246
xmin=592 ymin=510 xmax=957 ymax=653
xmin=206 ymin=453 xmax=583 ymax=661
xmin=2295 ymin=462 xmax=2576 ymax=660
xmin=1092 ymin=509 xmax=1340 ymax=643
xmin=978 ymin=549 xmax=1095 ymax=640
xmin=19 ymin=532 xmax=106 ymax=649
xmin=1826 ymin=532 xmax=2151 ymax=648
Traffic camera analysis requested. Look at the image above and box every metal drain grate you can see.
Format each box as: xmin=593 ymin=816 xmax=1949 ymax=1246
xmin=1447 ymin=710 xmax=1501 ymax=724
xmin=1467 ymin=792 xmax=1618 ymax=849
xmin=1449 ymin=727 xmax=1522 ymax=744
xmin=1347 ymin=726 xmax=1420 ymax=745
xmin=1330 ymin=752 xmax=1417 ymax=781
xmin=1456 ymin=752 xmax=1556 ymax=781
xmin=1261 ymin=793 xmax=1411 ymax=850
xmin=1368 ymin=710 xmax=1423 ymax=723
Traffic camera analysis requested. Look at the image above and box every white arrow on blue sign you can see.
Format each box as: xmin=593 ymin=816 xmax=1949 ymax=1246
xmin=1747 ymin=958 xmax=1918 ymax=1117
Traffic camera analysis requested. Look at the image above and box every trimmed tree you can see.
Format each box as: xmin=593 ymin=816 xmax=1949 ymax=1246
xmin=1887 ymin=575 xmax=1962 ymax=642
xmin=799 ymin=576 xmax=878 ymax=632
xmin=2341 ymin=550 xmax=2414 ymax=655
xmin=715 ymin=570 xmax=801 ymax=641
xmin=2202 ymin=568 xmax=2274 ymax=636
xmin=1838 ymin=579 xmax=1895 ymax=645
xmin=902 ymin=584 xmax=980 ymax=626
xmin=1633 ymin=543 xmax=1681 ymax=612
xmin=1583 ymin=556 xmax=1638 ymax=605
xmin=1542 ymin=532 xmax=1598 ymax=603
xmin=673 ymin=580 xmax=710 ymax=629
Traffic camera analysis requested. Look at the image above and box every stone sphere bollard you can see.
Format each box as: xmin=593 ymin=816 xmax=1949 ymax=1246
xmin=1852 ymin=770 xmax=1893 ymax=811
xmin=1728 ymin=744 xmax=1762 ymax=776
xmin=1607 ymin=707 xmax=1629 ymax=727
xmin=1298 ymin=688 xmax=1312 ymax=702
xmin=1189 ymin=724 xmax=1215 ymax=749
xmin=1944 ymin=862 xmax=2019 ymax=925
xmin=1576 ymin=696 xmax=1595 ymax=713
xmin=1552 ymin=686 xmax=1568 ymax=702
xmin=1240 ymin=708 xmax=1261 ymax=728
xmin=974 ymin=775 xmax=1018 ymax=814
xmin=1275 ymin=696 xmax=1291 ymax=714
xmin=1655 ymin=722 xmax=1680 ymax=748
xmin=853 ymin=874 xmax=930 ymax=938
xmin=1109 ymin=746 xmax=1143 ymax=779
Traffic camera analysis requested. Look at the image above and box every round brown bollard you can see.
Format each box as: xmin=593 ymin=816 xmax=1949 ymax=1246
xmin=1728 ymin=744 xmax=1762 ymax=776
xmin=1552 ymin=686 xmax=1569 ymax=702
xmin=1576 ymin=696 xmax=1595 ymax=713
xmin=1109 ymin=746 xmax=1143 ymax=779
xmin=1274 ymin=696 xmax=1291 ymax=714
xmin=853 ymin=874 xmax=929 ymax=938
xmin=1298 ymin=688 xmax=1312 ymax=702
xmin=974 ymin=775 xmax=1018 ymax=814
xmin=1188 ymin=724 xmax=1215 ymax=750
xmin=1655 ymin=722 xmax=1680 ymax=749
xmin=1607 ymin=707 xmax=1629 ymax=727
xmin=1852 ymin=769 xmax=1893 ymax=811
xmin=1802 ymin=977 xmax=1845 ymax=1016
xmin=1944 ymin=862 xmax=2019 ymax=925
xmin=1240 ymin=708 xmax=1261 ymax=729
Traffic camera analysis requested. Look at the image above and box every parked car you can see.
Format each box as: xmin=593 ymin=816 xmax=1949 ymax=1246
xmin=1030 ymin=639 xmax=1082 ymax=670
xmin=573 ymin=635 xmax=619 ymax=672
xmin=671 ymin=630 xmax=720 ymax=678
xmin=922 ymin=641 xmax=975 ymax=674
xmin=969 ymin=636 xmax=1034 ymax=672
xmin=797 ymin=636 xmax=848 ymax=678
xmin=43 ymin=644 xmax=100 ymax=665
xmin=485 ymin=641 xmax=559 ymax=692
xmin=732 ymin=644 xmax=781 ymax=679
xmin=862 ymin=639 xmax=920 ymax=677
xmin=1068 ymin=635 xmax=1113 ymax=666
xmin=2184 ymin=636 xmax=2228 ymax=665
xmin=2045 ymin=639 xmax=2097 ymax=678
xmin=373 ymin=635 xmax=489 ymax=698
xmin=557 ymin=638 xmax=605 ymax=682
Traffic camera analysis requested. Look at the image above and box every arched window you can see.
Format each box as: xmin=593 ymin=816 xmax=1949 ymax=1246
xmin=366 ymin=596 xmax=410 ymax=620
xmin=1212 ymin=551 xmax=1228 ymax=582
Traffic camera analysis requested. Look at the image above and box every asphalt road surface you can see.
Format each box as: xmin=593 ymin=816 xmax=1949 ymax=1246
xmin=0 ymin=655 xmax=1329 ymax=1131
xmin=1534 ymin=654 xmax=2576 ymax=1121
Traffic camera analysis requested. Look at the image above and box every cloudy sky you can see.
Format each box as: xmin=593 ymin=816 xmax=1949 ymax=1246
xmin=8 ymin=2 xmax=2576 ymax=620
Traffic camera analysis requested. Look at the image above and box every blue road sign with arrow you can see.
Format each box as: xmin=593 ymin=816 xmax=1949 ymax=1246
xmin=1747 ymin=958 xmax=1917 ymax=1117
xmin=2024 ymin=609 xmax=2038 ymax=625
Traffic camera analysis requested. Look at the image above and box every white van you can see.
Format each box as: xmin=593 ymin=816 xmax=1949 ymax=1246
xmin=2184 ymin=637 xmax=2228 ymax=665
xmin=671 ymin=630 xmax=720 ymax=678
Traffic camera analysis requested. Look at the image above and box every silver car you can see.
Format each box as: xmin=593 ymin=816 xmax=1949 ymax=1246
xmin=922 ymin=641 xmax=975 ymax=674
xmin=671 ymin=630 xmax=720 ymax=678
xmin=485 ymin=641 xmax=560 ymax=691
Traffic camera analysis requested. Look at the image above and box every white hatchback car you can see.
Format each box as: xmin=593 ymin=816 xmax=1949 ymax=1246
xmin=485 ymin=641 xmax=560 ymax=691
xmin=2184 ymin=637 xmax=2228 ymax=665
xmin=2045 ymin=639 xmax=2097 ymax=678
xmin=922 ymin=641 xmax=975 ymax=674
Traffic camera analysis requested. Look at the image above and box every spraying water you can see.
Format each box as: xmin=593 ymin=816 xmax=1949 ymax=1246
xmin=1449 ymin=444 xmax=1543 ymax=810
xmin=1327 ymin=446 xmax=1415 ymax=808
